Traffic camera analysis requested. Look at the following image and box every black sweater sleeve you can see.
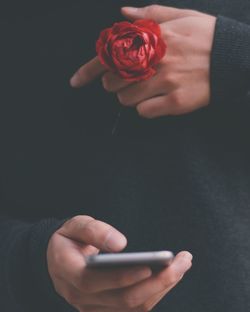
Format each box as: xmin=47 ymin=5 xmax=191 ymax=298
xmin=0 ymin=217 xmax=75 ymax=312
xmin=211 ymin=15 xmax=250 ymax=106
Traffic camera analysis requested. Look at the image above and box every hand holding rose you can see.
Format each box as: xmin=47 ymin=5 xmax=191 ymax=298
xmin=70 ymin=5 xmax=216 ymax=118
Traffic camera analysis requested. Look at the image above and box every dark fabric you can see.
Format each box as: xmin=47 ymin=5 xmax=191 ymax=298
xmin=0 ymin=1 xmax=250 ymax=311
xmin=0 ymin=218 xmax=67 ymax=311
xmin=211 ymin=15 xmax=250 ymax=106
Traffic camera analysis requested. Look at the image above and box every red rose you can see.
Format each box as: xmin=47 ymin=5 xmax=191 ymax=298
xmin=96 ymin=19 xmax=166 ymax=82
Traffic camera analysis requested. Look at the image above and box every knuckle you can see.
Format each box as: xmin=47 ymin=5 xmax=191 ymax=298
xmin=82 ymin=219 xmax=98 ymax=240
xmin=117 ymin=92 xmax=129 ymax=106
xmin=171 ymin=91 xmax=184 ymax=107
xmin=163 ymin=29 xmax=177 ymax=41
xmin=137 ymin=105 xmax=154 ymax=119
xmin=146 ymin=5 xmax=161 ymax=15
xmin=102 ymin=74 xmax=113 ymax=92
xmin=72 ymin=215 xmax=95 ymax=231
xmin=163 ymin=72 xmax=176 ymax=85
xmin=67 ymin=215 xmax=94 ymax=229
xmin=67 ymin=215 xmax=81 ymax=227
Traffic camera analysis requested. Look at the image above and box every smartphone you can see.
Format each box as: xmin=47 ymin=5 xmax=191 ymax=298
xmin=85 ymin=251 xmax=174 ymax=269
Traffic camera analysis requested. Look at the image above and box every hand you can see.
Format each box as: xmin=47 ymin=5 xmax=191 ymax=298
xmin=70 ymin=5 xmax=216 ymax=118
xmin=47 ymin=215 xmax=193 ymax=311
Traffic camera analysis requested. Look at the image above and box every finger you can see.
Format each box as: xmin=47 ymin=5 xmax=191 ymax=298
xmin=75 ymin=266 xmax=152 ymax=294
xmin=70 ymin=57 xmax=106 ymax=88
xmin=101 ymin=251 xmax=192 ymax=309
xmin=102 ymin=72 xmax=131 ymax=92
xmin=144 ymin=288 xmax=170 ymax=311
xmin=121 ymin=5 xmax=198 ymax=23
xmin=143 ymin=278 xmax=182 ymax=312
xmin=58 ymin=215 xmax=127 ymax=252
xmin=61 ymin=267 xmax=151 ymax=307
xmin=136 ymin=90 xmax=186 ymax=118
xmin=117 ymin=73 xmax=168 ymax=107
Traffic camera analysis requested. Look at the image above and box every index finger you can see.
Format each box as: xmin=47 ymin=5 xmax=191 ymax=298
xmin=121 ymin=5 xmax=200 ymax=23
xmin=70 ymin=56 xmax=106 ymax=88
xmin=59 ymin=215 xmax=127 ymax=252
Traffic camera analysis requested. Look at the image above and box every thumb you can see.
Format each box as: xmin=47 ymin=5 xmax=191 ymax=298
xmin=58 ymin=215 xmax=127 ymax=252
xmin=121 ymin=5 xmax=196 ymax=23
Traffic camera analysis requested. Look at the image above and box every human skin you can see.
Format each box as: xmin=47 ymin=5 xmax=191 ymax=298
xmin=70 ymin=5 xmax=216 ymax=118
xmin=47 ymin=215 xmax=192 ymax=311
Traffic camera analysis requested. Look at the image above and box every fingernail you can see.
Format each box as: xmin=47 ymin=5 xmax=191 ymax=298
xmin=104 ymin=230 xmax=127 ymax=251
xmin=181 ymin=253 xmax=193 ymax=272
xmin=122 ymin=7 xmax=139 ymax=13
xmin=70 ymin=73 xmax=79 ymax=87
xmin=182 ymin=252 xmax=193 ymax=261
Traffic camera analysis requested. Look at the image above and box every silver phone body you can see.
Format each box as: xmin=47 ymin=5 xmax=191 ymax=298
xmin=85 ymin=251 xmax=174 ymax=269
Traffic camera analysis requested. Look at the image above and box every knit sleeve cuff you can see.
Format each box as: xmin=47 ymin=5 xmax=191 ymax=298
xmin=29 ymin=218 xmax=76 ymax=311
xmin=210 ymin=15 xmax=250 ymax=106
